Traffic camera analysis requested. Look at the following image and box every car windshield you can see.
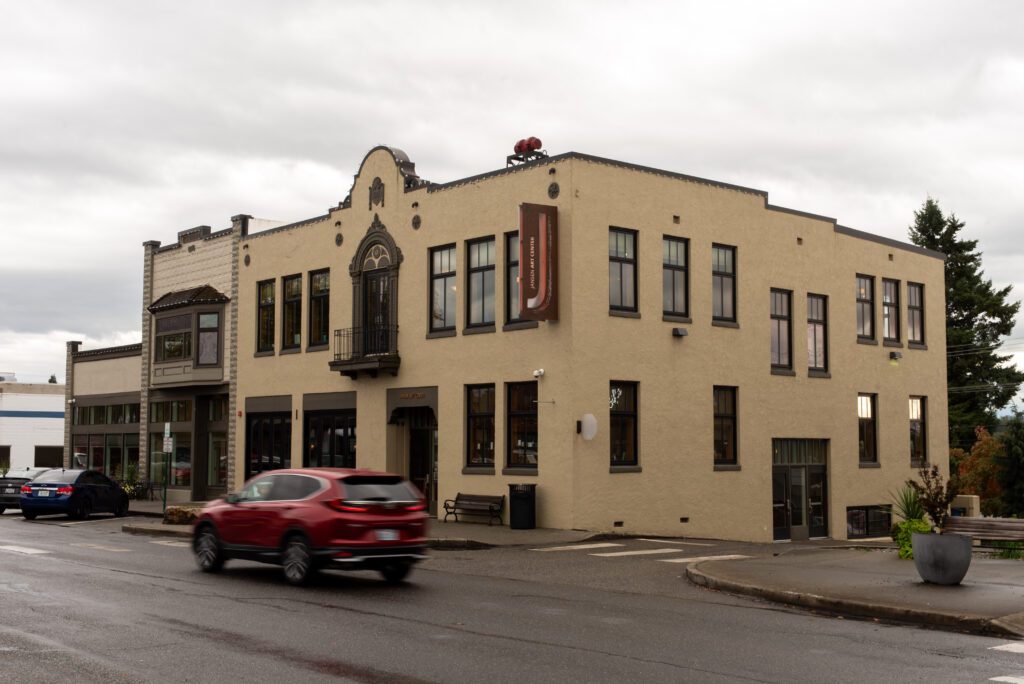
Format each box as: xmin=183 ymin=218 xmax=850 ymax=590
xmin=32 ymin=469 xmax=82 ymax=484
xmin=1 ymin=467 xmax=50 ymax=480
xmin=341 ymin=476 xmax=417 ymax=502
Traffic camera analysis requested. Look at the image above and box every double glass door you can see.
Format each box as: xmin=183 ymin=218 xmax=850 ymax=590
xmin=772 ymin=439 xmax=829 ymax=541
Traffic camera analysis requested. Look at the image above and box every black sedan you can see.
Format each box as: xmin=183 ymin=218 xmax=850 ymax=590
xmin=20 ymin=469 xmax=129 ymax=520
xmin=0 ymin=467 xmax=53 ymax=514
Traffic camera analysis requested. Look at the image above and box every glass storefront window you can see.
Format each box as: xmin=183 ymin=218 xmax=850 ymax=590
xmin=125 ymin=433 xmax=140 ymax=482
xmin=148 ymin=431 xmax=191 ymax=486
xmin=89 ymin=434 xmax=105 ymax=471
xmin=208 ymin=432 xmax=227 ymax=487
xmin=105 ymin=434 xmax=124 ymax=480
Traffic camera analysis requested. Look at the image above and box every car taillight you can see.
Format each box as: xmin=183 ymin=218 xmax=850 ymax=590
xmin=57 ymin=486 xmax=74 ymax=495
xmin=406 ymin=501 xmax=427 ymax=512
xmin=326 ymin=499 xmax=368 ymax=513
xmin=20 ymin=485 xmax=31 ymax=494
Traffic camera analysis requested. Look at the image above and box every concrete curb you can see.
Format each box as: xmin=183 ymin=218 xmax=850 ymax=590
xmin=685 ymin=563 xmax=1023 ymax=638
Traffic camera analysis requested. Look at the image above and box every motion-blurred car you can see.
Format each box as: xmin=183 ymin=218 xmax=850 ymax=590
xmin=0 ymin=467 xmax=53 ymax=514
xmin=20 ymin=469 xmax=130 ymax=520
xmin=192 ymin=468 xmax=428 ymax=586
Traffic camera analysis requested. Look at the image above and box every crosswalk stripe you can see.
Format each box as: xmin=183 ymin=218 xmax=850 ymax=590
xmin=70 ymin=543 xmax=129 ymax=553
xmin=590 ymin=548 xmax=684 ymax=557
xmin=150 ymin=540 xmax=190 ymax=548
xmin=990 ymin=643 xmax=1024 ymax=654
xmin=637 ymin=538 xmax=715 ymax=547
xmin=990 ymin=677 xmax=1024 ymax=683
xmin=658 ymin=554 xmax=750 ymax=564
xmin=531 ymin=543 xmax=624 ymax=552
xmin=0 ymin=545 xmax=50 ymax=555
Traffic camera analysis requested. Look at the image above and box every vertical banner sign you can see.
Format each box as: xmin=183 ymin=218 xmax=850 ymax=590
xmin=518 ymin=203 xmax=559 ymax=320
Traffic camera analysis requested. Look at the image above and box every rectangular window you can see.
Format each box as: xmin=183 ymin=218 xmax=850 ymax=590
xmin=506 ymin=382 xmax=538 ymax=468
xmin=846 ymin=505 xmax=892 ymax=539
xmin=149 ymin=400 xmax=192 ymax=424
xmin=908 ymin=282 xmax=925 ymax=345
xmin=308 ymin=269 xmax=330 ymax=347
xmin=282 ymin=274 xmax=302 ymax=350
xmin=466 ymin=385 xmax=495 ymax=466
xmin=257 ymin=280 xmax=275 ymax=352
xmin=770 ymin=289 xmax=792 ymax=370
xmin=858 ymin=394 xmax=877 ymax=464
xmin=197 ymin=312 xmax=219 ymax=365
xmin=430 ymin=245 xmax=456 ymax=331
xmin=712 ymin=244 xmax=737 ymax=322
xmin=609 ymin=228 xmax=637 ymax=312
xmin=304 ymin=410 xmax=356 ymax=469
xmin=662 ymin=236 xmax=689 ymax=317
xmin=155 ymin=313 xmax=192 ymax=362
xmin=505 ymin=231 xmax=521 ymax=323
xmin=713 ymin=386 xmax=738 ymax=465
xmin=882 ymin=278 xmax=900 ymax=343
xmin=910 ymin=396 xmax=927 ymax=466
xmin=610 ymin=381 xmax=638 ymax=466
xmin=856 ymin=275 xmax=874 ymax=340
xmin=246 ymin=412 xmax=292 ymax=478
xmin=807 ymin=294 xmax=828 ymax=372
xmin=148 ymin=431 xmax=191 ymax=487
xmin=467 ymin=237 xmax=496 ymax=327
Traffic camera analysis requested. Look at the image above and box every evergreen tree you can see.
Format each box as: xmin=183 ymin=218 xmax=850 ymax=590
xmin=908 ymin=198 xmax=1024 ymax=451
xmin=998 ymin=411 xmax=1024 ymax=516
xmin=48 ymin=374 xmax=57 ymax=384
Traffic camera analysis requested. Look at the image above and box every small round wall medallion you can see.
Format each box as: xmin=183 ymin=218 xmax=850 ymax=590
xmin=335 ymin=233 xmax=343 ymax=246
xmin=412 ymin=215 xmax=421 ymax=230
xmin=243 ymin=254 xmax=251 ymax=266
xmin=548 ymin=182 xmax=560 ymax=199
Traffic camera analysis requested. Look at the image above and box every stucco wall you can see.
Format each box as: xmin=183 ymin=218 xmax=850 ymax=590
xmin=74 ymin=355 xmax=142 ymax=396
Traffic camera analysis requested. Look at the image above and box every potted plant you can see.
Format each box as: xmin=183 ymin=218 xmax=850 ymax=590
xmin=907 ymin=465 xmax=972 ymax=585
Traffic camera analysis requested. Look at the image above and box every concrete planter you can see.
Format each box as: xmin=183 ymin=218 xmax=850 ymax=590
xmin=911 ymin=532 xmax=972 ymax=585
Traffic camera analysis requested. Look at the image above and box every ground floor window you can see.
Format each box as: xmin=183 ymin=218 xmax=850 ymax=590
xmin=466 ymin=385 xmax=495 ymax=467
xmin=846 ymin=505 xmax=891 ymax=539
xmin=305 ymin=410 xmax=355 ymax=469
xmin=73 ymin=433 xmax=140 ymax=481
xmin=208 ymin=432 xmax=228 ymax=487
xmin=34 ymin=446 xmax=63 ymax=468
xmin=247 ymin=413 xmax=291 ymax=478
xmin=0 ymin=446 xmax=9 ymax=473
xmin=148 ymin=431 xmax=191 ymax=487
xmin=609 ymin=381 xmax=638 ymax=466
xmin=506 ymin=382 xmax=538 ymax=468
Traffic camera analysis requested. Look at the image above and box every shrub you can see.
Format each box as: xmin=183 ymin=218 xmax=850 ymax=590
xmin=894 ymin=519 xmax=933 ymax=559
xmin=992 ymin=541 xmax=1024 ymax=560
xmin=891 ymin=484 xmax=925 ymax=522
xmin=907 ymin=465 xmax=958 ymax=532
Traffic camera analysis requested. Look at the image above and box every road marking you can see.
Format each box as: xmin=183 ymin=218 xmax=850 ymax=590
xmin=990 ymin=643 xmax=1024 ymax=654
xmin=531 ymin=543 xmax=624 ymax=552
xmin=590 ymin=548 xmax=684 ymax=557
xmin=636 ymin=538 xmax=715 ymax=547
xmin=658 ymin=554 xmax=750 ymax=564
xmin=59 ymin=517 xmax=124 ymax=526
xmin=990 ymin=677 xmax=1024 ymax=683
xmin=70 ymin=543 xmax=129 ymax=553
xmin=150 ymin=540 xmax=190 ymax=548
xmin=0 ymin=545 xmax=50 ymax=555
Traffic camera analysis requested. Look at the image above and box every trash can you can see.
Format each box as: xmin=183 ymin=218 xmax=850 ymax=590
xmin=508 ymin=483 xmax=537 ymax=530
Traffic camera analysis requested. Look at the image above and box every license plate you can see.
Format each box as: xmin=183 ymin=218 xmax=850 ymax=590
xmin=37 ymin=490 xmax=50 ymax=497
xmin=376 ymin=529 xmax=399 ymax=541
xmin=3 ymin=488 xmax=14 ymax=494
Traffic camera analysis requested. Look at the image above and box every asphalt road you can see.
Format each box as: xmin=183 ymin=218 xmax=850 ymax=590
xmin=1 ymin=510 xmax=1023 ymax=683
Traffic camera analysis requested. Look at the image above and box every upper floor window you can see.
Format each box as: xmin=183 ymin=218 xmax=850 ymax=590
xmin=908 ymin=283 xmax=925 ymax=345
xmin=467 ymin=237 xmax=496 ymax=327
xmin=430 ymin=245 xmax=456 ymax=332
xmin=466 ymin=384 xmax=495 ymax=467
xmin=858 ymin=393 xmax=877 ymax=464
xmin=882 ymin=279 xmax=900 ymax=343
xmin=807 ymin=294 xmax=828 ymax=372
xmin=609 ymin=228 xmax=637 ymax=312
xmin=770 ymin=289 xmax=792 ymax=370
xmin=663 ymin=236 xmax=689 ymax=317
xmin=197 ymin=312 xmax=220 ymax=366
xmin=505 ymin=232 xmax=521 ymax=324
xmin=155 ymin=313 xmax=192 ymax=362
xmin=257 ymin=280 xmax=275 ymax=352
xmin=282 ymin=275 xmax=302 ymax=350
xmin=910 ymin=396 xmax=927 ymax=466
xmin=856 ymin=275 xmax=874 ymax=340
xmin=713 ymin=386 xmax=738 ymax=465
xmin=308 ymin=269 xmax=330 ymax=347
xmin=712 ymin=245 xmax=737 ymax=322
xmin=507 ymin=381 xmax=538 ymax=469
xmin=610 ymin=381 xmax=638 ymax=466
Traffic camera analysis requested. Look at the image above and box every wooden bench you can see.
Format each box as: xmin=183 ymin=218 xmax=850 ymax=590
xmin=443 ymin=493 xmax=504 ymax=525
xmin=943 ymin=516 xmax=1024 ymax=547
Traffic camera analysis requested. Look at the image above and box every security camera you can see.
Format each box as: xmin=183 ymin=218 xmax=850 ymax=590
xmin=533 ymin=369 xmax=545 ymax=378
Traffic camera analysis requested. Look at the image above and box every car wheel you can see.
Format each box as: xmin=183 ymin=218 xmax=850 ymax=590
xmin=193 ymin=526 xmax=225 ymax=573
xmin=71 ymin=498 xmax=92 ymax=520
xmin=114 ymin=499 xmax=129 ymax=518
xmin=380 ymin=560 xmax=412 ymax=584
xmin=22 ymin=510 xmax=37 ymax=520
xmin=282 ymin=535 xmax=316 ymax=586
xmin=0 ymin=506 xmax=6 ymax=515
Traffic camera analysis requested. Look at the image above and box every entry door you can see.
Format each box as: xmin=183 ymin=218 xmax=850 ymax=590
xmin=772 ymin=468 xmax=790 ymax=541
xmin=363 ymin=271 xmax=390 ymax=355
xmin=773 ymin=465 xmax=829 ymax=541
xmin=409 ymin=428 xmax=438 ymax=516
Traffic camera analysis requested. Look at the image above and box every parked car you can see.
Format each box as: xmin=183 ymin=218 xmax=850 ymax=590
xmin=0 ymin=467 xmax=53 ymax=514
xmin=192 ymin=468 xmax=429 ymax=586
xmin=20 ymin=469 xmax=130 ymax=520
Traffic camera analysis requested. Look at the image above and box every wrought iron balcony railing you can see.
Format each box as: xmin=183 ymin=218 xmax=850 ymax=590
xmin=330 ymin=325 xmax=400 ymax=378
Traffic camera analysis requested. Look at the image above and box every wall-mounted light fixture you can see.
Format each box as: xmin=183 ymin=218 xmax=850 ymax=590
xmin=672 ymin=328 xmax=688 ymax=338
xmin=889 ymin=351 xmax=903 ymax=366
xmin=576 ymin=413 xmax=597 ymax=440
xmin=532 ymin=368 xmax=545 ymax=379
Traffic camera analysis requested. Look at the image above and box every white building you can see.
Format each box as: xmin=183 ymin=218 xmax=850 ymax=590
xmin=0 ymin=381 xmax=65 ymax=471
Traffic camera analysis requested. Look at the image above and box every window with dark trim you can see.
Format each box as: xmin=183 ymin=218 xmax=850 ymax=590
xmin=662 ymin=236 xmax=688 ymax=317
xmin=466 ymin=385 xmax=495 ymax=466
xmin=610 ymin=381 xmax=638 ymax=466
xmin=770 ymin=289 xmax=792 ymax=370
xmin=856 ymin=275 xmax=874 ymax=340
xmin=908 ymin=282 xmax=925 ymax=345
xmin=506 ymin=382 xmax=537 ymax=468
xmin=807 ymin=294 xmax=828 ymax=372
xmin=847 ymin=505 xmax=891 ymax=539
xmin=712 ymin=244 xmax=736 ymax=322
xmin=308 ymin=269 xmax=330 ymax=347
xmin=197 ymin=312 xmax=219 ymax=366
xmin=858 ymin=393 xmax=877 ymax=464
xmin=882 ymin=278 xmax=900 ymax=343
xmin=155 ymin=314 xmax=192 ymax=362
xmin=505 ymin=231 xmax=521 ymax=323
xmin=609 ymin=228 xmax=637 ymax=312
xmin=467 ymin=237 xmax=496 ymax=327
xmin=282 ymin=275 xmax=302 ymax=350
xmin=430 ymin=245 xmax=456 ymax=331
xmin=257 ymin=280 xmax=275 ymax=352
xmin=305 ymin=410 xmax=355 ymax=469
xmin=713 ymin=386 xmax=737 ymax=465
xmin=910 ymin=396 xmax=927 ymax=466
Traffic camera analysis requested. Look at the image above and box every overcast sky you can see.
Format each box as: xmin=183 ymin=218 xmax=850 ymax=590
xmin=1 ymin=1 xmax=1022 ymax=404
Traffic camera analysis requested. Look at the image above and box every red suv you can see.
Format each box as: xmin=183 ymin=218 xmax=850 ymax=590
xmin=192 ymin=468 xmax=428 ymax=585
